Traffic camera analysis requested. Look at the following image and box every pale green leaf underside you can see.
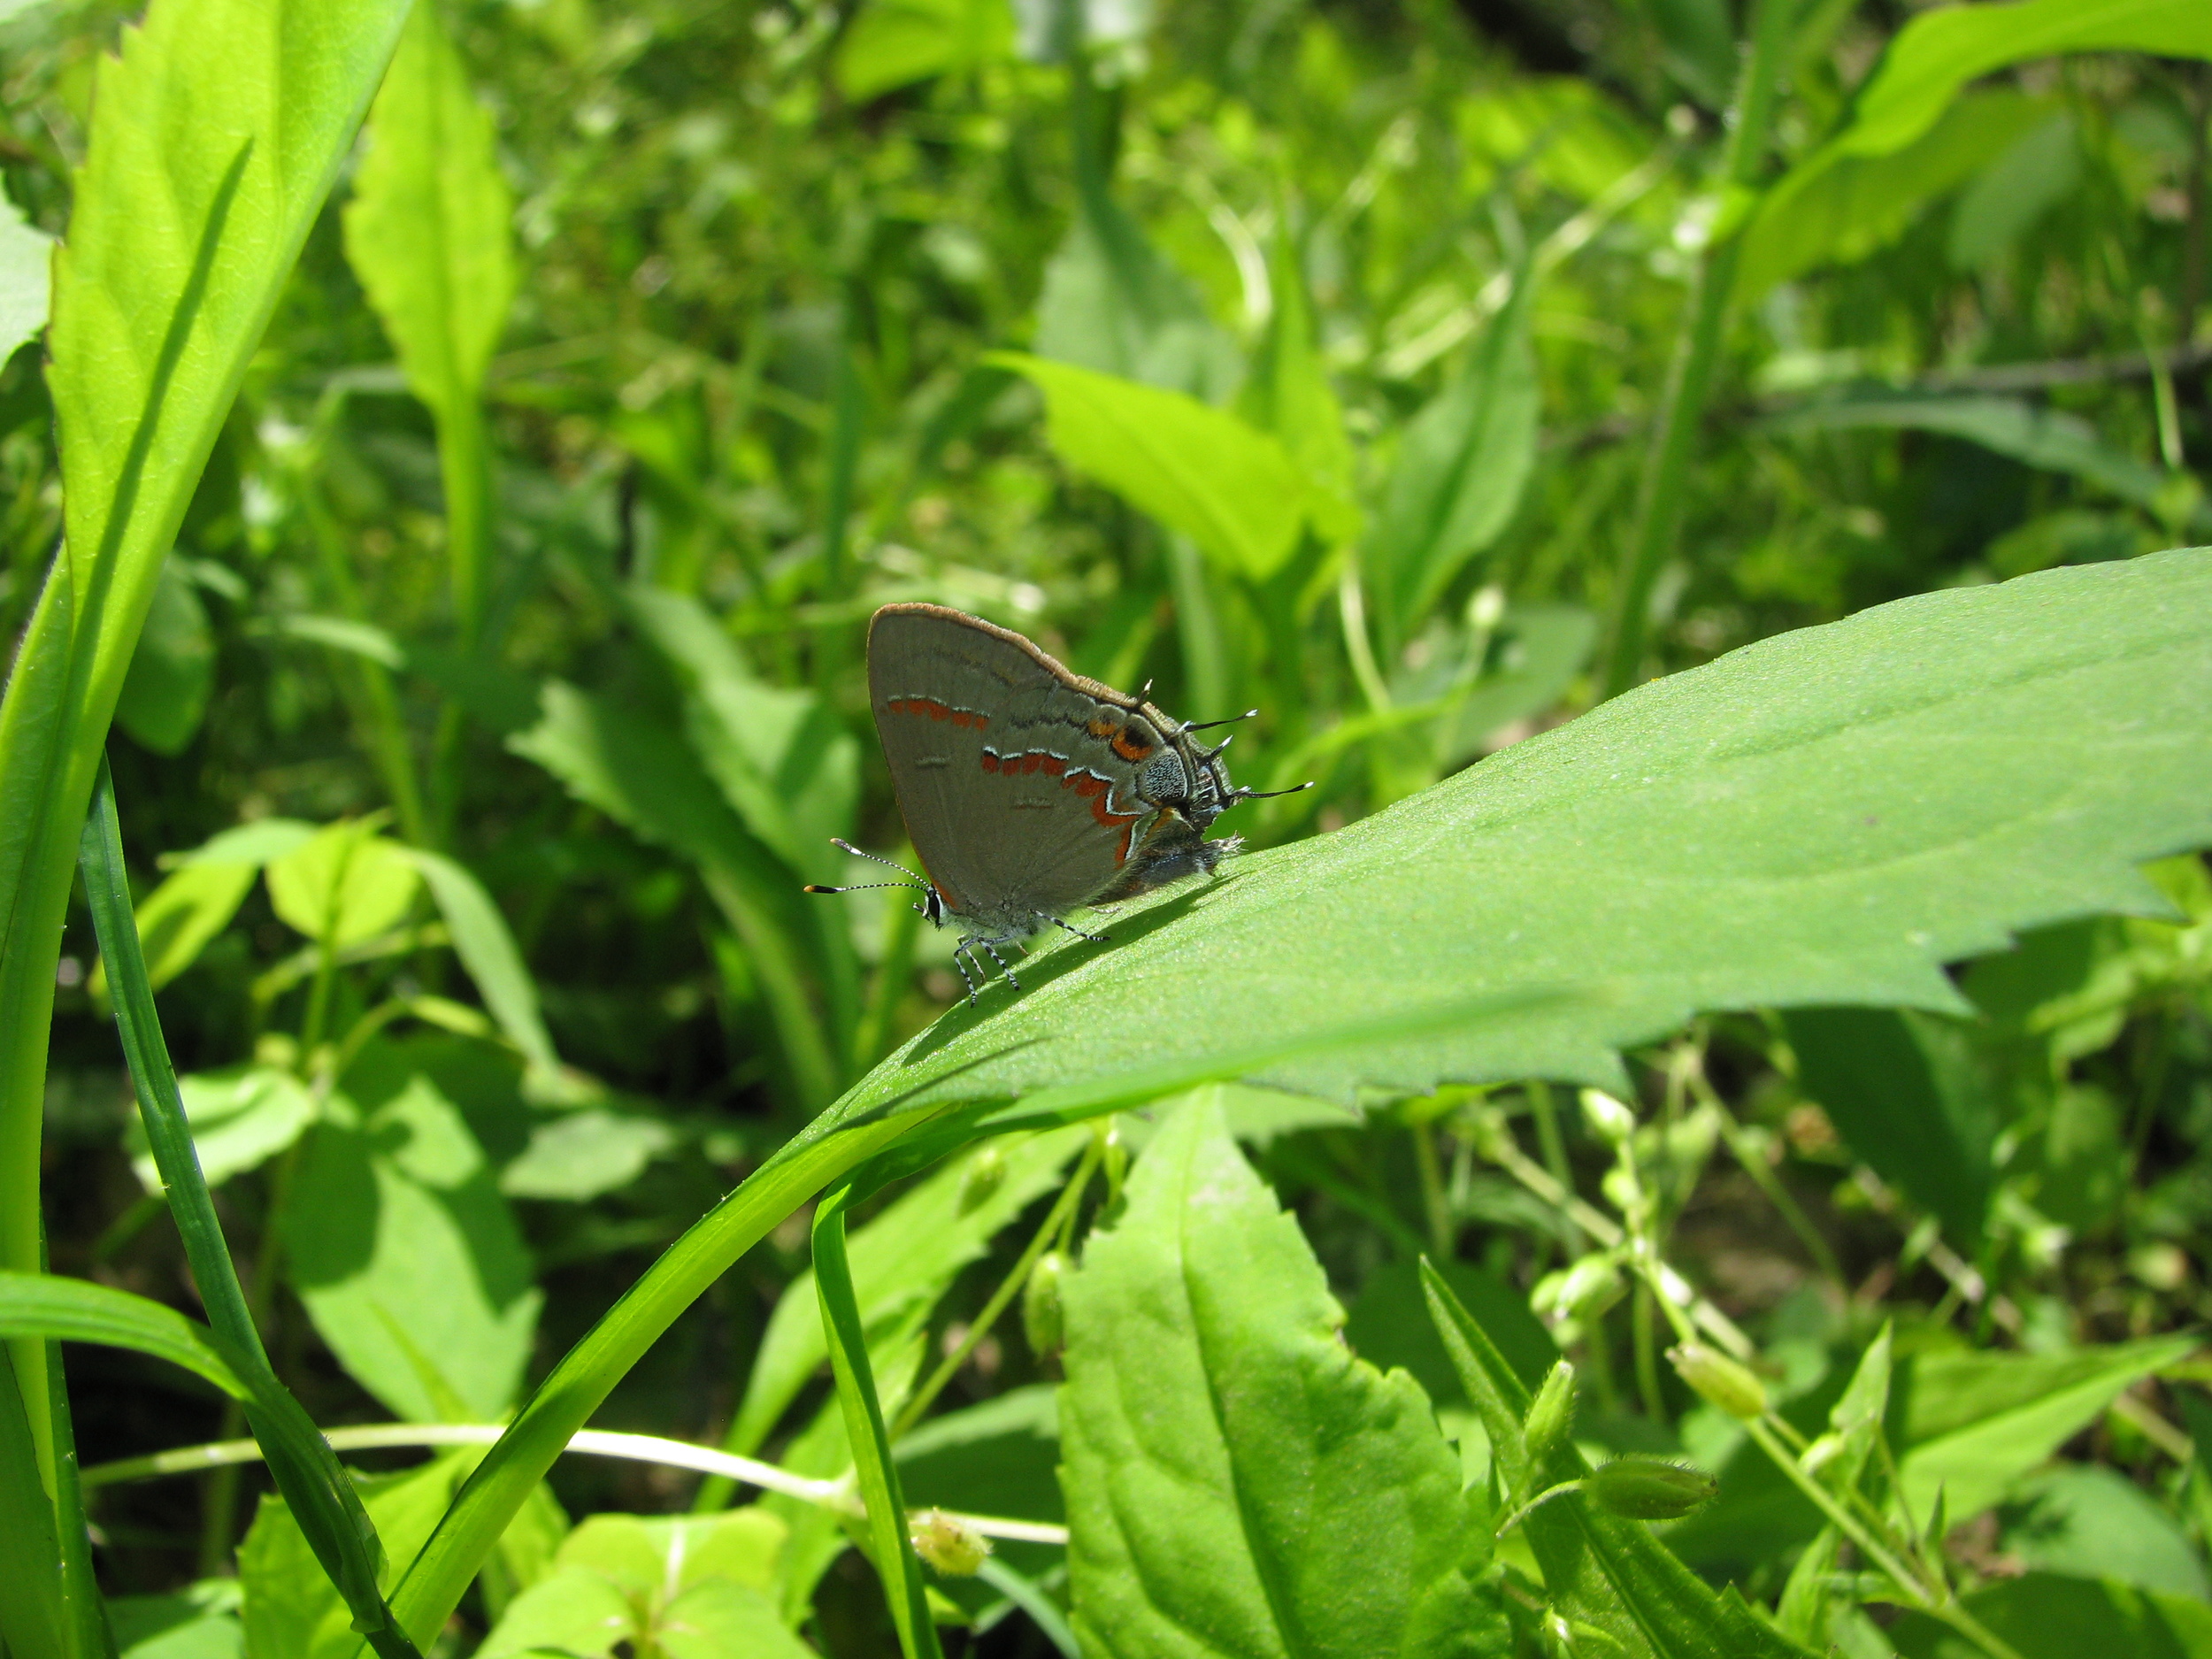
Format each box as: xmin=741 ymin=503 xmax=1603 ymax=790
xmin=830 ymin=549 xmax=2212 ymax=1118
xmin=1062 ymin=1093 xmax=1500 ymax=1658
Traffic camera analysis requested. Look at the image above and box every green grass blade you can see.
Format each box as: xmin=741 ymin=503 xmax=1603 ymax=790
xmin=79 ymin=759 xmax=423 ymax=1659
xmin=0 ymin=0 xmax=411 ymax=1500
xmin=0 ymin=1271 xmax=250 ymax=1402
xmin=386 ymin=1089 xmax=941 ymax=1645
xmin=0 ymin=1339 xmax=67 ymax=1659
xmin=811 ymin=1187 xmax=945 ymax=1659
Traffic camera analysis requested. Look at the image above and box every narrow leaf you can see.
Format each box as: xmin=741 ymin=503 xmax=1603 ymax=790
xmin=1370 ymin=273 xmax=1539 ymax=639
xmin=80 ymin=761 xmax=421 ymax=1659
xmin=0 ymin=1271 xmax=247 ymax=1400
xmin=405 ymin=849 xmax=559 ymax=1077
xmin=811 ymin=1187 xmax=944 ymax=1659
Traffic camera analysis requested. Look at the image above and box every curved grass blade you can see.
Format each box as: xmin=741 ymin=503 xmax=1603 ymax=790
xmin=811 ymin=1186 xmax=946 ymax=1659
xmin=80 ymin=758 xmax=422 ymax=1659
xmin=0 ymin=1272 xmax=250 ymax=1402
xmin=0 ymin=0 xmax=411 ymax=1548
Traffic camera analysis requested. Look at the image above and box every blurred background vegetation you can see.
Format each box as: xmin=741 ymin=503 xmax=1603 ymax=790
xmin=2 ymin=0 xmax=2208 ymax=1651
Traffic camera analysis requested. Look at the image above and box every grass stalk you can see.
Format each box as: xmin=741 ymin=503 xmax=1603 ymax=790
xmin=79 ymin=757 xmax=421 ymax=1659
xmin=1600 ymin=0 xmax=1793 ymax=698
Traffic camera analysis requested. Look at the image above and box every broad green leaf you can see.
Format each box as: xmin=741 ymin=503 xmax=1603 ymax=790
xmin=113 ymin=557 xmax=214 ymax=755
xmin=475 ymin=1570 xmax=634 ymax=1659
xmin=281 ymin=1051 xmax=540 ymax=1422
xmin=480 ymin=1510 xmax=804 ymax=1659
xmin=989 ymin=352 xmax=1308 ymax=580
xmin=405 ymin=849 xmax=560 ymax=1076
xmin=729 ymin=1126 xmax=1086 ymax=1455
xmin=1996 ymin=1465 xmax=2211 ymax=1601
xmin=110 ymin=1586 xmax=243 ymax=1659
xmin=240 ymin=1452 xmax=474 ymax=1659
xmin=1896 ymin=1333 xmax=2199 ymax=1525
xmin=90 ymin=860 xmax=258 ymax=1001
xmin=1369 ymin=273 xmax=1538 ymax=640
xmin=1888 ymin=1571 xmax=2212 ymax=1659
xmin=1763 ymin=393 xmax=2190 ymax=522
xmin=165 ymin=818 xmax=318 ymax=869
xmin=1783 ymin=1008 xmax=1996 ymax=1247
xmin=265 ymin=822 xmax=422 ymax=951
xmin=0 ymin=193 xmax=51 ymax=359
xmin=0 ymin=1270 xmax=246 ymax=1399
xmin=342 ymin=0 xmax=513 ymax=421
xmin=834 ymin=0 xmax=1013 ymax=102
xmin=0 ymin=0 xmax=407 ymax=1531
xmin=498 ymin=1109 xmax=676 ymax=1201
xmin=820 ymin=549 xmax=2212 ymax=1125
xmin=1738 ymin=91 xmax=2053 ymax=298
xmin=1060 ymin=1096 xmax=1503 ymax=1658
xmin=125 ymin=1064 xmax=315 ymax=1193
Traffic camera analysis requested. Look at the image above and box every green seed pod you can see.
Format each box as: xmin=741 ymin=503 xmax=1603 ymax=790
xmin=956 ymin=1144 xmax=1006 ymax=1217
xmin=909 ymin=1508 xmax=992 ymax=1576
xmin=1585 ymin=1455 xmax=1718 ymax=1520
xmin=1024 ymin=1250 xmax=1067 ymax=1359
xmin=1668 ymin=1342 xmax=1767 ymax=1421
xmin=1522 ymin=1359 xmax=1577 ymax=1466
xmin=1579 ymin=1088 xmax=1637 ymax=1146
xmin=1532 ymin=1253 xmax=1625 ymax=1326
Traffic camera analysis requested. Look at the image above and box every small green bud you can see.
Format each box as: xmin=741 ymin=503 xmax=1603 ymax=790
xmin=1668 ymin=1342 xmax=1767 ymax=1421
xmin=1532 ymin=1253 xmax=1625 ymax=1327
xmin=956 ymin=1145 xmax=1006 ymax=1217
xmin=1024 ymin=1250 xmax=1067 ymax=1359
xmin=1584 ymin=1455 xmax=1718 ymax=1520
xmin=1579 ymin=1088 xmax=1637 ymax=1146
xmin=909 ymin=1508 xmax=992 ymax=1575
xmin=1522 ymin=1360 xmax=1577 ymax=1466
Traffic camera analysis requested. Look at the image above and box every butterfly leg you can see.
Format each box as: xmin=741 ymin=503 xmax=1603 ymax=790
xmin=968 ymin=933 xmax=1023 ymax=993
xmin=948 ymin=941 xmax=984 ymax=1005
xmin=1039 ymin=911 xmax=1109 ymax=943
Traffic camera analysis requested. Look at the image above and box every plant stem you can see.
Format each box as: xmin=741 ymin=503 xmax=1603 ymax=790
xmin=892 ymin=1141 xmax=1101 ymax=1440
xmin=1411 ymin=1117 xmax=1455 ymax=1260
xmin=1600 ymin=0 xmax=1792 ymax=698
xmin=1494 ymin=1478 xmax=1586 ymax=1537
xmin=1525 ymin=1082 xmax=1580 ymax=1256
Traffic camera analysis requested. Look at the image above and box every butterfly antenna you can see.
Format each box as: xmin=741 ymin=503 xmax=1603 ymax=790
xmin=1181 ymin=708 xmax=1260 ymax=733
xmin=1236 ymin=780 xmax=1316 ymax=803
xmin=803 ymin=838 xmax=929 ymax=895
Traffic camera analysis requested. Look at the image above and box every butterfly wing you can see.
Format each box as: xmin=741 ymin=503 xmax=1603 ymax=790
xmin=867 ymin=605 xmax=1157 ymax=931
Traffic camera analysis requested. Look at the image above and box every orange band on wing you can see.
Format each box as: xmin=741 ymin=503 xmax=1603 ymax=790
xmin=887 ymin=695 xmax=987 ymax=728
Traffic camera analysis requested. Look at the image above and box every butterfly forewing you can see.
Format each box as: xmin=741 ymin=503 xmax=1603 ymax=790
xmin=867 ymin=605 xmax=1156 ymax=928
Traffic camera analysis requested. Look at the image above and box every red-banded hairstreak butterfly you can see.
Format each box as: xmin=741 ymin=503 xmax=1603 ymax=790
xmin=806 ymin=603 xmax=1309 ymax=1001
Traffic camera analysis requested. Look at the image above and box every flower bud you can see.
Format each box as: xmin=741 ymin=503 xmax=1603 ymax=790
xmin=1580 ymin=1089 xmax=1637 ymax=1146
xmin=1668 ymin=1342 xmax=1767 ymax=1421
xmin=1584 ymin=1455 xmax=1717 ymax=1520
xmin=1531 ymin=1254 xmax=1625 ymax=1327
xmin=1024 ymin=1250 xmax=1067 ymax=1359
xmin=956 ymin=1145 xmax=1006 ymax=1217
xmin=1522 ymin=1360 xmax=1577 ymax=1466
xmin=909 ymin=1508 xmax=991 ymax=1575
